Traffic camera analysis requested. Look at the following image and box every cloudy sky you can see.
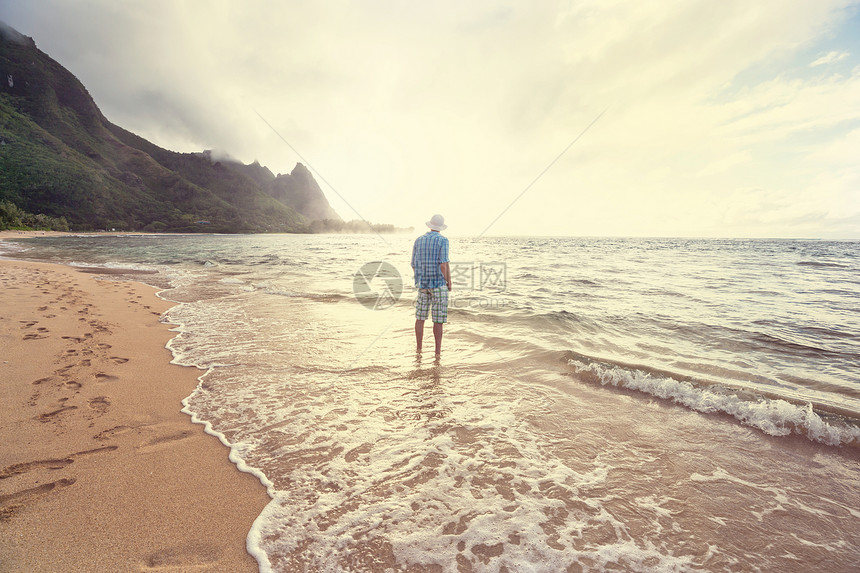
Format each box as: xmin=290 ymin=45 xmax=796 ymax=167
xmin=3 ymin=1 xmax=860 ymax=238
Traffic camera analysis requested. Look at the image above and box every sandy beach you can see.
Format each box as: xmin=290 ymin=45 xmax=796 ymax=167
xmin=0 ymin=251 xmax=269 ymax=571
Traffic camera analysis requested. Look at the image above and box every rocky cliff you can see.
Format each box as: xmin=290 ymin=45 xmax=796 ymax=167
xmin=0 ymin=21 xmax=340 ymax=232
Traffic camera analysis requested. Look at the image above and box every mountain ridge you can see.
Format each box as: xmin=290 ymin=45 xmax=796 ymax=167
xmin=0 ymin=21 xmax=343 ymax=233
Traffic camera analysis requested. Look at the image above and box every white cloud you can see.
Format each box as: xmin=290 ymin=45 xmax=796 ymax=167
xmin=810 ymin=50 xmax=850 ymax=66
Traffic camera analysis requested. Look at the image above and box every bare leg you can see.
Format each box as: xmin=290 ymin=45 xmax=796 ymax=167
xmin=415 ymin=319 xmax=425 ymax=352
xmin=433 ymin=322 xmax=443 ymax=355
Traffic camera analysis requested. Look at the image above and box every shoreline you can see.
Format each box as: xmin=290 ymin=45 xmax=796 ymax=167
xmin=0 ymin=257 xmax=269 ymax=571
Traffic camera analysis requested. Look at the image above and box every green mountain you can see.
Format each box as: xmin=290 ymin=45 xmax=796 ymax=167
xmin=0 ymin=21 xmax=340 ymax=233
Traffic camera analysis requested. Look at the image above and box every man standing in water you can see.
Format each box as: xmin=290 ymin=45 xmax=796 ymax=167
xmin=412 ymin=214 xmax=452 ymax=355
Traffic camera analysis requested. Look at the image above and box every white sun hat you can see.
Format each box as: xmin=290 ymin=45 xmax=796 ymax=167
xmin=426 ymin=214 xmax=448 ymax=231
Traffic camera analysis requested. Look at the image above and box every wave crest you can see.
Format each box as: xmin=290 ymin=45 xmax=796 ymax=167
xmin=568 ymin=358 xmax=860 ymax=447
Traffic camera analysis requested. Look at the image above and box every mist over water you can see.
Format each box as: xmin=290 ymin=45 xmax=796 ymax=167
xmin=5 ymin=234 xmax=860 ymax=571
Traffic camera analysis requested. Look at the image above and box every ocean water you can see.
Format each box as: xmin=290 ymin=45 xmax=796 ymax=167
xmin=3 ymin=234 xmax=859 ymax=572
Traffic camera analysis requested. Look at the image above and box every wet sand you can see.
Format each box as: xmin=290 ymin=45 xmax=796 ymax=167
xmin=0 ymin=256 xmax=269 ymax=572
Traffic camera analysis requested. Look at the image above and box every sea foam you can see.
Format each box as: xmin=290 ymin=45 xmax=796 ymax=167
xmin=568 ymin=358 xmax=860 ymax=447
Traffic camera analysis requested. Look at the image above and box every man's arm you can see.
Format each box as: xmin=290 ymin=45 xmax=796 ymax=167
xmin=440 ymin=262 xmax=451 ymax=291
xmin=411 ymin=241 xmax=418 ymax=284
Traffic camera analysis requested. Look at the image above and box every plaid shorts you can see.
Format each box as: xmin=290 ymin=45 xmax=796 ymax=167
xmin=415 ymin=287 xmax=448 ymax=323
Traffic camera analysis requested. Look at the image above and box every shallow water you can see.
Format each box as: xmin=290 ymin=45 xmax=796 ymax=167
xmin=4 ymin=234 xmax=860 ymax=571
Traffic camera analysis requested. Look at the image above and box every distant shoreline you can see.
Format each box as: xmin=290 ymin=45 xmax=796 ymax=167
xmin=0 ymin=229 xmax=415 ymax=241
xmin=0 ymin=230 xmax=147 ymax=239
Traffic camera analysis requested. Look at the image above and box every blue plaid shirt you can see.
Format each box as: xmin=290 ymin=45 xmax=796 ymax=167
xmin=411 ymin=231 xmax=449 ymax=288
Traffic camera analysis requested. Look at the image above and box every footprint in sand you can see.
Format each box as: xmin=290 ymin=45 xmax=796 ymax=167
xmin=0 ymin=446 xmax=118 ymax=519
xmin=0 ymin=479 xmax=77 ymax=520
xmin=0 ymin=446 xmax=119 ymax=480
xmin=62 ymin=332 xmax=92 ymax=344
xmin=55 ymin=364 xmax=75 ymax=376
xmin=87 ymin=396 xmax=110 ymax=413
xmin=142 ymin=543 xmax=219 ymax=569
xmin=136 ymin=426 xmax=194 ymax=452
xmin=95 ymin=372 xmax=119 ymax=382
xmin=0 ymin=457 xmax=74 ymax=479
xmin=37 ymin=405 xmax=78 ymax=421
xmin=64 ymin=380 xmax=82 ymax=390
xmin=94 ymin=425 xmax=132 ymax=440
xmin=110 ymin=357 xmax=129 ymax=364
xmin=22 ymin=333 xmax=49 ymax=340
